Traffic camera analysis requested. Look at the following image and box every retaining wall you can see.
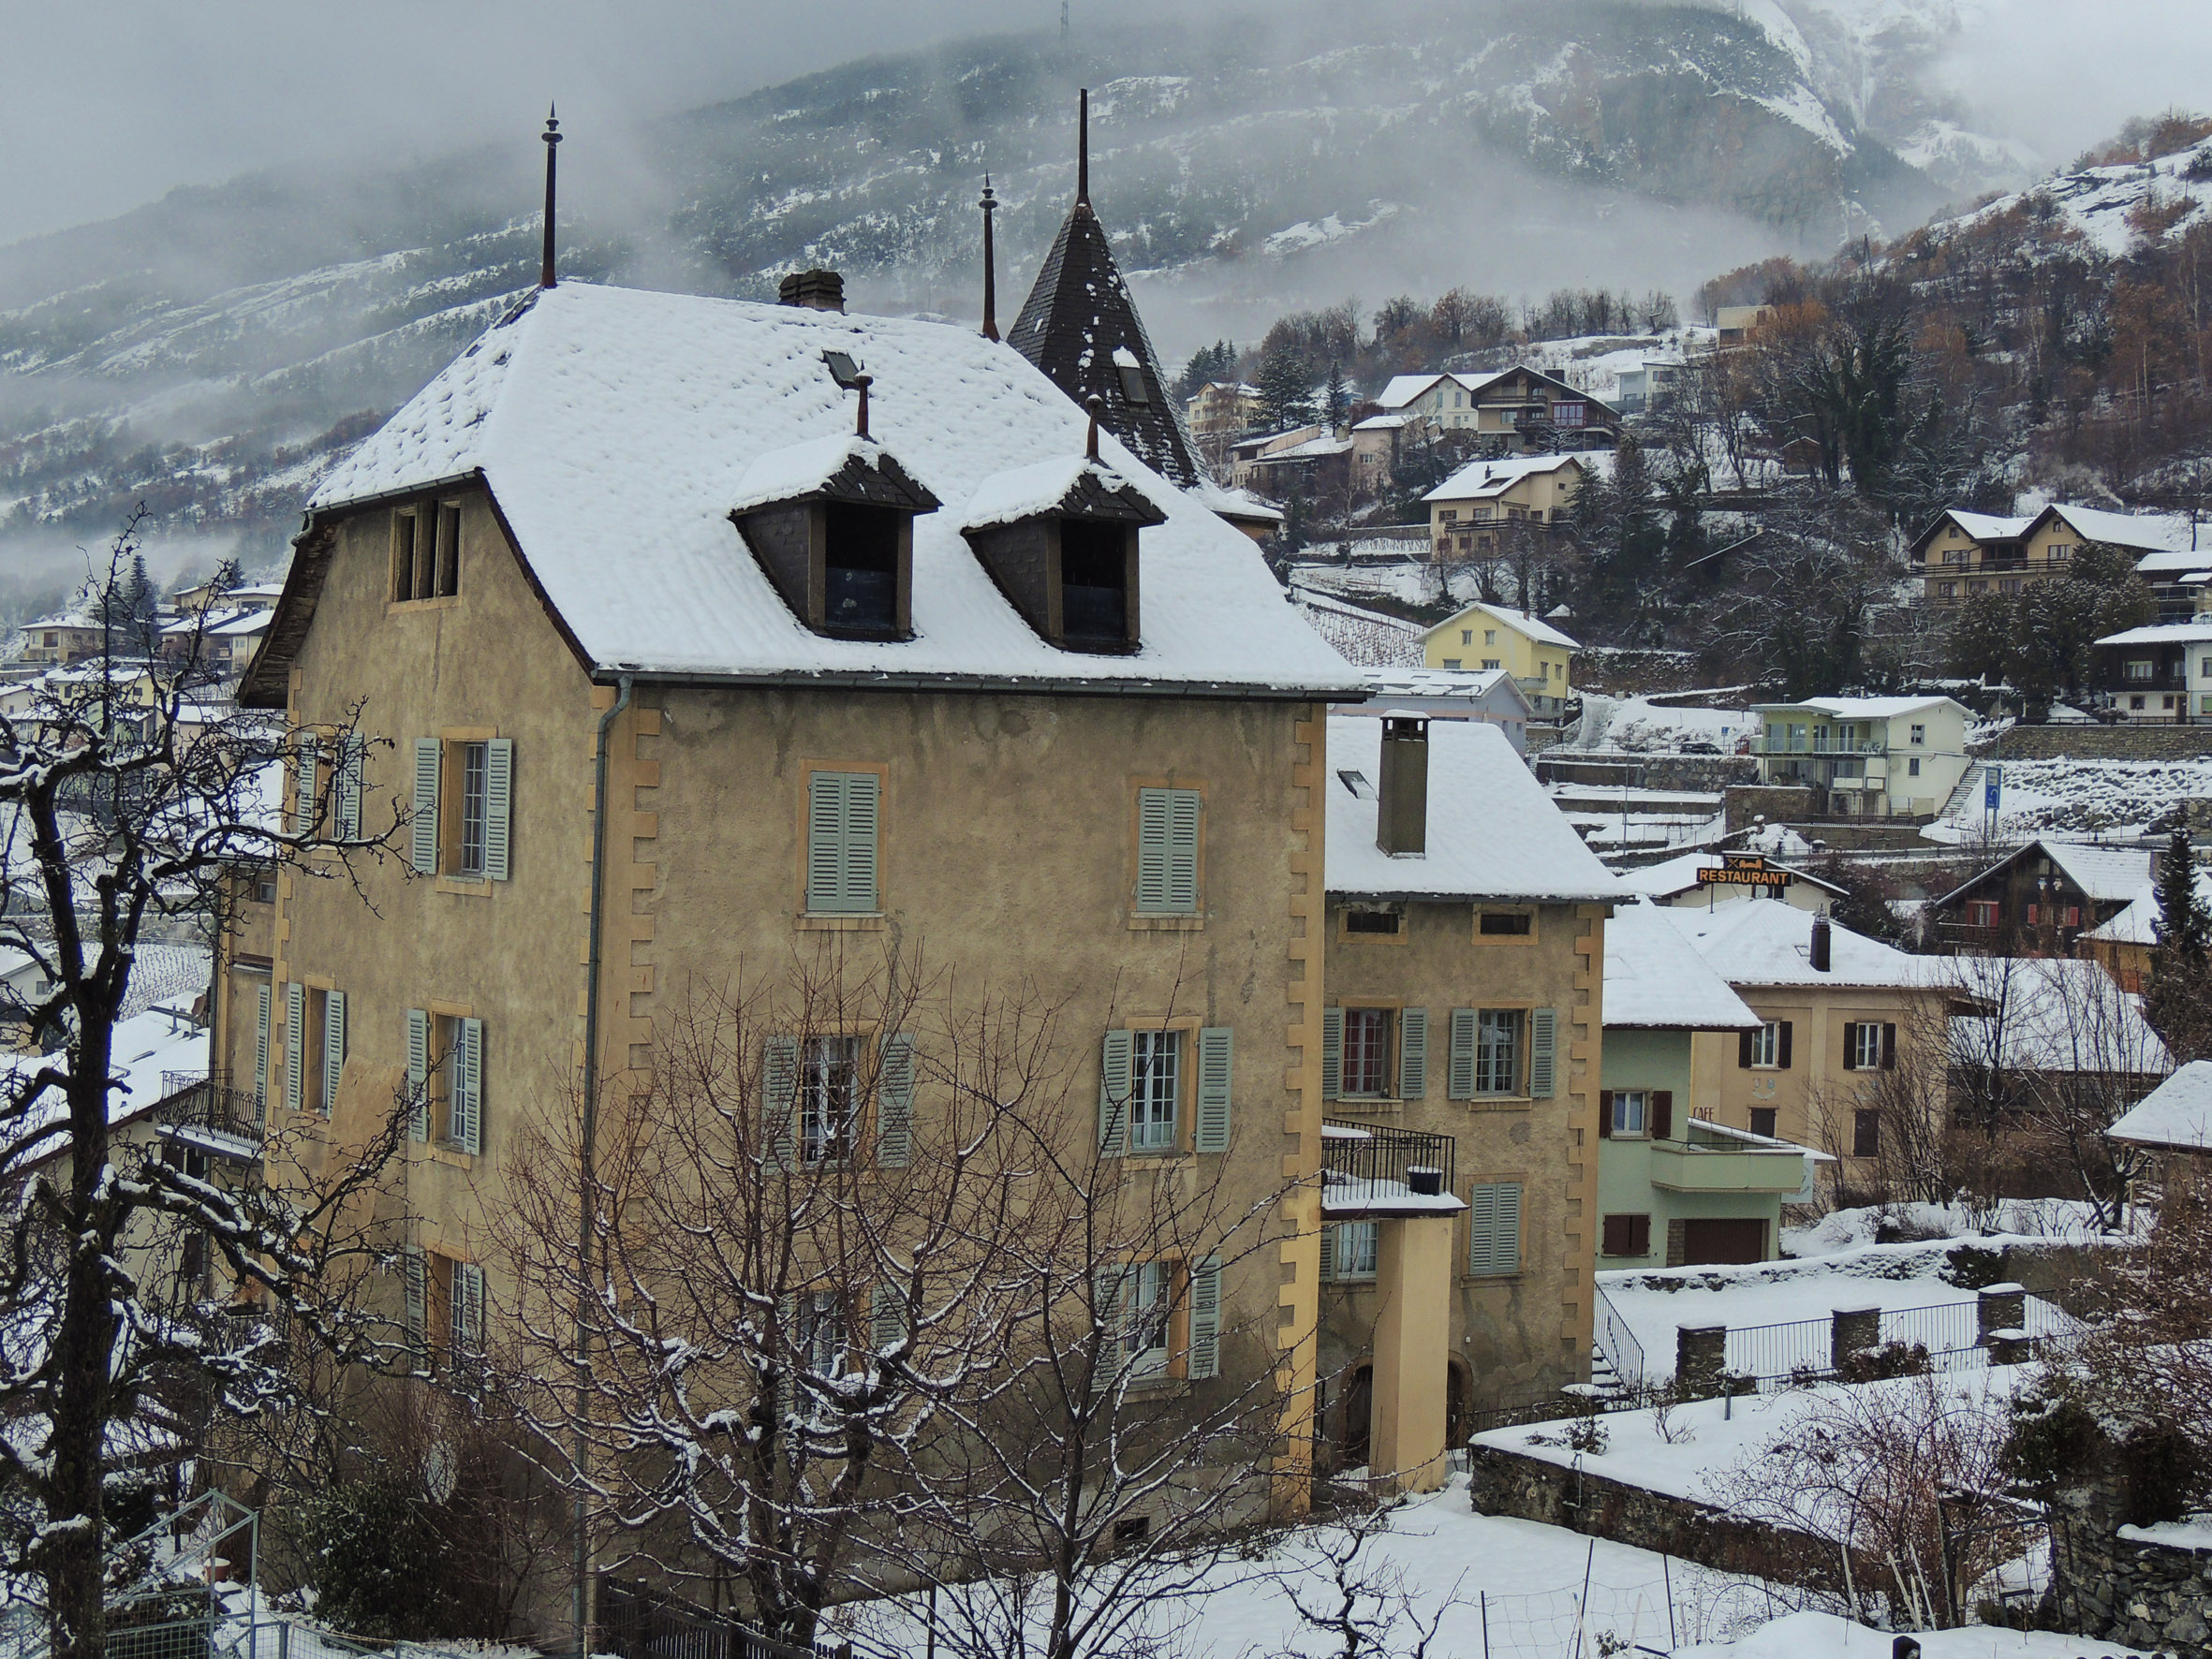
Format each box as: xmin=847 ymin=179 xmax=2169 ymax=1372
xmin=1980 ymin=726 xmax=2212 ymax=761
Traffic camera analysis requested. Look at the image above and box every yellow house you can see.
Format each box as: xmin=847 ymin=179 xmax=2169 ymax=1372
xmin=1423 ymin=454 xmax=1587 ymax=564
xmin=1423 ymin=601 xmax=1578 ymax=719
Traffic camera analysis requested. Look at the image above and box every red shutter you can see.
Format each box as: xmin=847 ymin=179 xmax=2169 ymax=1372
xmin=1738 ymin=1029 xmax=1755 ymax=1069
xmin=1881 ymin=1023 xmax=1897 ymax=1070
xmin=1597 ymin=1090 xmax=1614 ymax=1138
xmin=1777 ymin=1021 xmax=1794 ymax=1069
xmin=1650 ymin=1091 xmax=1673 ymax=1140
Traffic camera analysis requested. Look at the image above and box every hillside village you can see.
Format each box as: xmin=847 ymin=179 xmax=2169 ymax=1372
xmin=13 ymin=60 xmax=2212 ymax=1659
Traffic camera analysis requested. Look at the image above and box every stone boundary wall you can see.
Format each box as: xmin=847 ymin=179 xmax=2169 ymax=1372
xmin=1537 ymin=752 xmax=1759 ymax=793
xmin=1979 ymin=726 xmax=2212 ymax=762
xmin=2059 ymin=1515 xmax=2212 ymax=1655
xmin=1467 ymin=1442 xmax=1850 ymax=1590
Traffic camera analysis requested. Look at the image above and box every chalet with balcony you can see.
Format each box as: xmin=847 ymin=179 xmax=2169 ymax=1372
xmin=2094 ymin=619 xmax=2212 ymax=723
xmin=1913 ymin=509 xmax=2037 ymax=606
xmin=1423 ymin=454 xmax=1587 ymax=565
xmin=1376 ymin=368 xmax=1618 ymax=451
xmin=1924 ymin=839 xmax=2152 ymax=956
xmin=1748 ymin=695 xmax=1970 ymax=820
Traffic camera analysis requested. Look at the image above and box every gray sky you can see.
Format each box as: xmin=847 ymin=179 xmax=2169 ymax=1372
xmin=3 ymin=0 xmax=2209 ymax=249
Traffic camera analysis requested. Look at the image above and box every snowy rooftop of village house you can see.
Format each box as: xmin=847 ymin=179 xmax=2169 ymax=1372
xmin=2096 ymin=618 xmax=2212 ymax=647
xmin=1947 ymin=957 xmax=2171 ymax=1074
xmin=1342 ymin=665 xmax=1520 ymax=706
xmin=296 ymin=282 xmax=1361 ymax=697
xmin=1323 ymin=714 xmax=1621 ymax=903
xmin=1927 ymin=838 xmax=2151 ymax=910
xmin=1939 ymin=509 xmax=2033 ymax=541
xmin=1436 ymin=600 xmax=1581 ymax=650
xmin=1603 ymin=903 xmax=1763 ymax=1030
xmin=1613 ymin=849 xmax=1842 ymax=903
xmin=2085 ymin=871 xmax=2212 ymax=945
xmin=2108 ymin=1060 xmax=2212 ymax=1151
xmin=2042 ymin=502 xmax=2205 ymax=557
xmin=1664 ymin=900 xmax=1931 ymax=991
xmin=9 ymin=1007 xmax=212 ymax=1148
xmin=1422 ymin=452 xmax=1584 ymax=504
xmin=1751 ymin=693 xmax=1962 ymax=719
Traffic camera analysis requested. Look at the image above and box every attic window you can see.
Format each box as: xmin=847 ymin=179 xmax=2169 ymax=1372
xmin=1118 ymin=364 xmax=1152 ymax=404
xmin=1060 ymin=521 xmax=1129 ymax=644
xmin=1344 ymin=908 xmax=1402 ymax=936
xmin=823 ymin=505 xmax=901 ymax=631
xmin=730 ymin=435 xmax=939 ymax=642
xmin=960 ymin=457 xmax=1166 ymax=655
xmin=391 ymin=504 xmax=461 ymax=602
xmin=1336 ymin=769 xmax=1376 ymax=800
xmin=822 ymin=351 xmax=864 ymax=389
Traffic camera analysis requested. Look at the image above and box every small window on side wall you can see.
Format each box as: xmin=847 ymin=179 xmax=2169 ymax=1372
xmin=392 ymin=504 xmax=462 ymax=602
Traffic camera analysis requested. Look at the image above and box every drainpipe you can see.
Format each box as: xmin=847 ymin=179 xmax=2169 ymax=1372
xmin=575 ymin=673 xmax=632 ymax=1659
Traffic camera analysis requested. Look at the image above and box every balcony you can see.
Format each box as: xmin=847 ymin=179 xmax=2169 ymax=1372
xmin=1321 ymin=1120 xmax=1460 ymax=1217
xmin=158 ymin=1072 xmax=263 ymax=1160
xmin=1646 ymin=1141 xmax=1810 ymax=1195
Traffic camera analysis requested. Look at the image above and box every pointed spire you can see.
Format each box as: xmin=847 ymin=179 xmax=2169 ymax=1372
xmin=980 ymin=174 xmax=1000 ymax=342
xmin=1076 ymin=88 xmax=1091 ymax=218
xmin=540 ymin=104 xmax=563 ymax=289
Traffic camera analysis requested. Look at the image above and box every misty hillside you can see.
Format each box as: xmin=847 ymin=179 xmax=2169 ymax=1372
xmin=0 ymin=0 xmax=2015 ymax=599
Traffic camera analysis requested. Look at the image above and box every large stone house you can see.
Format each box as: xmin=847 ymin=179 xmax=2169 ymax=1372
xmin=1316 ymin=713 xmax=1617 ymax=1465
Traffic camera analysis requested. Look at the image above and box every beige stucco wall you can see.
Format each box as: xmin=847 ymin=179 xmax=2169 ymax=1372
xmin=1424 ymin=609 xmax=1573 ymax=700
xmin=1316 ymin=897 xmax=1604 ymax=1437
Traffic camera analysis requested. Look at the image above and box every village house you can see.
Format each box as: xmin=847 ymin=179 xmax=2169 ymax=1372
xmin=1594 ymin=904 xmax=1825 ymax=1270
xmin=14 ymin=610 xmax=111 ymax=668
xmin=1375 ymin=368 xmax=1619 ymax=451
xmin=1747 ymin=694 xmax=1971 ymax=820
xmin=1316 ymin=713 xmax=1617 ymax=1462
xmin=1340 ymin=667 xmax=1534 ymax=754
xmin=1422 ymin=600 xmax=1578 ymax=721
xmin=1613 ymin=849 xmax=1846 ymax=916
xmin=1912 ymin=509 xmax=2038 ymax=607
xmin=1423 ymin=454 xmax=1587 ymax=564
xmin=1349 ymin=414 xmax=1415 ymax=494
xmin=2108 ymin=1060 xmax=2212 ymax=1195
xmin=1184 ymin=379 xmax=1264 ymax=467
xmin=1946 ymin=956 xmax=2170 ymax=1153
xmin=1923 ymin=838 xmax=2151 ymax=955
xmin=1914 ymin=501 xmax=2212 ymax=612
xmin=2093 ymin=618 xmax=2212 ymax=724
xmin=1664 ymin=903 xmax=1948 ymax=1179
xmin=159 ymin=608 xmax=272 ymax=684
xmin=1710 ymin=305 xmax=1773 ymax=347
xmin=1613 ymin=360 xmax=1681 ymax=416
xmin=2079 ymin=866 xmax=2212 ymax=991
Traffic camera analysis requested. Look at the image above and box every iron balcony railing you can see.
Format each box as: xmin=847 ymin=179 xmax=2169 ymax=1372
xmin=161 ymin=1071 xmax=263 ymax=1150
xmin=1321 ymin=1119 xmax=1456 ymax=1204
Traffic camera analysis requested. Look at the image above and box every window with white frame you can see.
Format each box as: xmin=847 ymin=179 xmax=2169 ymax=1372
xmin=801 ymin=1035 xmax=862 ymax=1164
xmin=459 ymin=741 xmax=490 ymax=876
xmin=1335 ymin=1221 xmax=1378 ymax=1281
xmin=1749 ymin=1021 xmax=1780 ymax=1068
xmin=797 ymin=1292 xmax=848 ymax=1374
xmin=1121 ymin=1261 xmax=1172 ymax=1375
xmin=1910 ymin=724 xmax=1926 ymax=744
xmin=1610 ymin=1090 xmax=1647 ymax=1136
xmin=1130 ymin=1031 xmax=1181 ymax=1152
xmin=1850 ymin=1022 xmax=1884 ymax=1070
xmin=1476 ymin=1009 xmax=1521 ymax=1095
xmin=1340 ymin=1008 xmax=1391 ymax=1098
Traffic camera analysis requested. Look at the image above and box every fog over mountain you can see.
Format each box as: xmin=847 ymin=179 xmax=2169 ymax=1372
xmin=1 ymin=0 xmax=2204 ymax=619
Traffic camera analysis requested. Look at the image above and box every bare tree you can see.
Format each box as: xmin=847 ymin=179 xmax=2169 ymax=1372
xmin=1263 ymin=1493 xmax=1465 ymax=1659
xmin=0 ymin=512 xmax=413 ymax=1659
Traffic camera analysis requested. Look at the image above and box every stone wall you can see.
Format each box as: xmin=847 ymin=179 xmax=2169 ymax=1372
xmin=1980 ymin=726 xmax=2212 ymax=761
xmin=2054 ymin=1489 xmax=2212 ymax=1657
xmin=1467 ymin=1442 xmax=1851 ymax=1590
xmin=1536 ymin=752 xmax=1758 ymax=793
xmin=1722 ymin=784 xmax=1816 ymax=831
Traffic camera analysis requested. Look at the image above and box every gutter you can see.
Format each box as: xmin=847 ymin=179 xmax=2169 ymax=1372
xmin=593 ymin=665 xmax=1366 ymax=703
xmin=574 ymin=672 xmax=632 ymax=1659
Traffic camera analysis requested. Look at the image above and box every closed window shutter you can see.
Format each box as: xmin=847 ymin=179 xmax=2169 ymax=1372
xmin=1467 ymin=1181 xmax=1522 ymax=1276
xmin=294 ymin=735 xmax=319 ymax=837
xmin=762 ymin=1036 xmax=799 ymax=1168
xmin=336 ymin=735 xmax=364 ymax=841
xmin=1448 ymin=1009 xmax=1478 ymax=1099
xmin=452 ymin=1261 xmax=483 ymax=1354
xmin=1098 ymin=1029 xmax=1135 ymax=1155
xmin=322 ymin=989 xmax=347 ymax=1114
xmin=1629 ymin=1214 xmax=1651 ymax=1255
xmin=481 ymin=738 xmax=513 ymax=881
xmin=406 ymin=1009 xmax=430 ymax=1140
xmin=843 ymin=772 xmax=879 ymax=911
xmin=411 ymin=739 xmax=441 ymax=874
xmin=454 ymin=1018 xmax=484 ymax=1154
xmin=1167 ymin=790 xmax=1201 ymax=913
xmin=403 ymin=1248 xmax=427 ymax=1366
xmin=284 ymin=982 xmax=304 ymax=1113
xmin=807 ymin=772 xmax=878 ymax=913
xmin=1650 ymin=1090 xmax=1673 ymax=1140
xmin=1841 ymin=1022 xmax=1860 ymax=1071
xmin=877 ymin=1032 xmax=915 ymax=1168
xmin=1091 ymin=1266 xmax=1129 ymax=1389
xmin=1777 ymin=1020 xmax=1794 ymax=1069
xmin=1187 ymin=1255 xmax=1221 ymax=1380
xmin=1194 ymin=1027 xmax=1232 ymax=1152
xmin=870 ymin=1284 xmax=907 ymax=1355
xmin=1398 ymin=1008 xmax=1428 ymax=1101
xmin=1527 ymin=1007 xmax=1557 ymax=1098
xmin=1597 ymin=1089 xmax=1614 ymax=1138
xmin=1318 ymin=1224 xmax=1337 ymax=1284
xmin=253 ymin=984 xmax=271 ymax=1117
xmin=1601 ymin=1213 xmax=1630 ymax=1255
xmin=1320 ymin=1007 xmax=1343 ymax=1101
xmin=1135 ymin=788 xmax=1172 ymax=911
xmin=1881 ymin=1023 xmax=1897 ymax=1070
xmin=1738 ymin=1028 xmax=1755 ymax=1069
xmin=1135 ymin=788 xmax=1201 ymax=915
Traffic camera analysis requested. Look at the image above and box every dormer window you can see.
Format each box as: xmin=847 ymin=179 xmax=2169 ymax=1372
xmin=391 ymin=502 xmax=462 ymax=602
xmin=730 ymin=433 xmax=939 ymax=641
xmin=961 ymin=457 xmax=1166 ymax=655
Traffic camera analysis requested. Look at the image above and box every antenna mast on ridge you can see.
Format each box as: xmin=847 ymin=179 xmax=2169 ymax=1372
xmin=540 ymin=105 xmax=563 ymax=288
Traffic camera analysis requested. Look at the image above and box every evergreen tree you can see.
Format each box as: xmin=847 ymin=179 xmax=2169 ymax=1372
xmin=2146 ymin=827 xmax=2212 ymax=1061
xmin=1322 ymin=360 xmax=1350 ymax=430
xmin=1256 ymin=349 xmax=1314 ymax=431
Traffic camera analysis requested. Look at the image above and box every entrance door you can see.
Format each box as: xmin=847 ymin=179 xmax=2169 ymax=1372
xmin=1341 ymin=1364 xmax=1373 ymax=1467
xmin=1681 ymin=1217 xmax=1766 ymax=1265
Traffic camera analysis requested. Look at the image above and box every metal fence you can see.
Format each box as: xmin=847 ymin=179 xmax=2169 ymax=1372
xmin=1592 ymin=1285 xmax=1645 ymax=1387
xmin=1320 ymin=1119 xmax=1457 ymax=1202
xmin=598 ymin=1577 xmax=851 ymax=1659
xmin=1719 ymin=1298 xmax=2044 ymax=1388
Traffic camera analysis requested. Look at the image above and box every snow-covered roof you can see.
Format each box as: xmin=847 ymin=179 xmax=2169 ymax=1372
xmin=1614 ymin=849 xmax=1844 ymax=901
xmin=1430 ymin=600 xmax=1580 ymax=651
xmin=1666 ymin=901 xmax=1931 ymax=991
xmin=2108 ymin=1061 xmax=2212 ymax=1152
xmin=1929 ymin=839 xmax=2152 ymax=911
xmin=1375 ymin=374 xmax=1453 ymax=409
xmin=1350 ymin=415 xmax=1408 ymax=431
xmin=1948 ymin=958 xmax=2169 ymax=1075
xmin=1324 ymin=715 xmax=1620 ymax=903
xmin=10 ymin=1009 xmax=211 ymax=1146
xmin=289 ymin=283 xmax=1360 ymax=698
xmin=1604 ymin=903 xmax=1762 ymax=1030
xmin=2085 ymin=870 xmax=2212 ymax=945
xmin=1249 ymin=435 xmax=1353 ymax=462
xmin=2096 ymin=619 xmax=2212 ymax=648
xmin=1349 ymin=666 xmax=1522 ymax=706
xmin=1941 ymin=510 xmax=2032 ymax=542
xmin=1423 ymin=453 xmax=1583 ymax=504
xmin=2036 ymin=503 xmax=2203 ymax=556
xmin=1753 ymin=695 xmax=1963 ymax=721
xmin=955 ymin=455 xmax=1160 ymax=534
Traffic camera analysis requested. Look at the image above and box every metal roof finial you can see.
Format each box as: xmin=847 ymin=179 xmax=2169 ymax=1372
xmin=980 ymin=173 xmax=1000 ymax=342
xmin=540 ymin=104 xmax=563 ymax=289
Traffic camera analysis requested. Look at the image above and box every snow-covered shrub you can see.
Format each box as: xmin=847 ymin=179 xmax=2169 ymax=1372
xmin=301 ymin=1481 xmax=442 ymax=1640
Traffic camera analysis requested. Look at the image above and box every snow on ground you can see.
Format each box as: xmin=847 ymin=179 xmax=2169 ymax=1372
xmin=1677 ymin=1608 xmax=2147 ymax=1659
xmin=1927 ymin=756 xmax=2212 ymax=842
xmin=1561 ymin=695 xmax=1754 ymax=754
xmin=1783 ymin=1200 xmax=2128 ymax=1258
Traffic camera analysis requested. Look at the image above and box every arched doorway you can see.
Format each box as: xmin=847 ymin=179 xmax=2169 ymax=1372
xmin=1341 ymin=1363 xmax=1374 ymax=1467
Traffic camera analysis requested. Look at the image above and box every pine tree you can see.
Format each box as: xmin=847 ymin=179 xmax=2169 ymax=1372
xmin=2146 ymin=827 xmax=2212 ymax=1062
xmin=1322 ymin=360 xmax=1350 ymax=430
xmin=1256 ymin=349 xmax=1313 ymax=431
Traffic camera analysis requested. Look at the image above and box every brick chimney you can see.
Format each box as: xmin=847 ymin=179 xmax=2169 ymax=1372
xmin=1809 ymin=912 xmax=1832 ymax=973
xmin=778 ymin=269 xmax=847 ymax=313
xmin=1377 ymin=713 xmax=1429 ymax=857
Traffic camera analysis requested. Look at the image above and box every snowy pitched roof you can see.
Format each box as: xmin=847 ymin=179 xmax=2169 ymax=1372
xmin=1423 ymin=453 xmax=1584 ymax=504
xmin=1948 ymin=958 xmax=2169 ymax=1075
xmin=1604 ymin=904 xmax=1762 ymax=1030
xmin=1324 ymin=715 xmax=1620 ymax=903
xmin=2096 ymin=620 xmax=2212 ymax=648
xmin=1929 ymin=839 xmax=2152 ymax=911
xmin=1614 ymin=850 xmax=1843 ymax=902
xmin=268 ymin=284 xmax=1358 ymax=700
xmin=1375 ymin=374 xmax=1453 ymax=409
xmin=2108 ymin=1061 xmax=2212 ymax=1151
xmin=2085 ymin=870 xmax=2212 ymax=945
xmin=1429 ymin=600 xmax=1580 ymax=651
xmin=1351 ymin=415 xmax=1408 ymax=432
xmin=1942 ymin=510 xmax=2032 ymax=542
xmin=2033 ymin=503 xmax=2203 ymax=557
xmin=1666 ymin=901 xmax=1931 ymax=991
xmin=1350 ymin=666 xmax=1526 ymax=708
xmin=1753 ymin=695 xmax=1963 ymax=721
xmin=11 ymin=1009 xmax=211 ymax=1147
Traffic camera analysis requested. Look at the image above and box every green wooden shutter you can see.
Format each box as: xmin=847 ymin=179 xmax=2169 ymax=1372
xmin=1194 ymin=1027 xmax=1232 ymax=1152
xmin=1135 ymin=788 xmax=1172 ymax=912
xmin=284 ymin=982 xmax=304 ymax=1113
xmin=1398 ymin=1008 xmax=1428 ymax=1101
xmin=1187 ymin=1255 xmax=1221 ymax=1380
xmin=336 ymin=735 xmax=364 ymax=841
xmin=294 ymin=736 xmax=319 ymax=837
xmin=322 ymin=989 xmax=347 ymax=1114
xmin=253 ymin=983 xmax=271 ymax=1118
xmin=1166 ymin=790 xmax=1201 ymax=913
xmin=406 ymin=1008 xmax=430 ymax=1141
xmin=762 ymin=1036 xmax=800 ymax=1168
xmin=454 ymin=1018 xmax=483 ymax=1154
xmin=1527 ymin=1007 xmax=1557 ymax=1098
xmin=1098 ymin=1029 xmax=1134 ymax=1155
xmin=411 ymin=739 xmax=441 ymax=874
xmin=1091 ymin=1265 xmax=1130 ymax=1389
xmin=807 ymin=772 xmax=879 ymax=914
xmin=1318 ymin=1224 xmax=1337 ymax=1284
xmin=1467 ymin=1181 xmax=1523 ymax=1276
xmin=452 ymin=1261 xmax=483 ymax=1354
xmin=402 ymin=1247 xmax=427 ymax=1366
xmin=877 ymin=1032 xmax=915 ymax=1168
xmin=870 ymin=1285 xmax=907 ymax=1355
xmin=482 ymin=738 xmax=513 ymax=881
xmin=1320 ymin=1007 xmax=1343 ymax=1101
xmin=1448 ymin=1009 xmax=1478 ymax=1100
xmin=843 ymin=772 xmax=878 ymax=911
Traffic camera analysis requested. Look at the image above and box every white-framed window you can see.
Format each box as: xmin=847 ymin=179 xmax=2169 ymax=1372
xmin=1122 ymin=1261 xmax=1172 ymax=1374
xmin=1340 ymin=1007 xmax=1391 ymax=1098
xmin=1442 ymin=657 xmax=1463 ymax=670
xmin=1130 ymin=1030 xmax=1181 ymax=1152
xmin=459 ymin=741 xmax=490 ymax=876
xmin=1610 ymin=1090 xmax=1647 ymax=1136
xmin=1850 ymin=1023 xmax=1883 ymax=1070
xmin=798 ymin=1291 xmax=848 ymax=1374
xmin=1750 ymin=1021 xmax=1780 ymax=1068
xmin=1476 ymin=1009 xmax=1521 ymax=1095
xmin=1461 ymin=628 xmax=1473 ymax=644
xmin=1335 ymin=1221 xmax=1378 ymax=1281
xmin=1909 ymin=724 xmax=1926 ymax=744
xmin=1484 ymin=629 xmax=1497 ymax=646
xmin=801 ymin=1035 xmax=862 ymax=1164
xmin=1482 ymin=657 xmax=1502 ymax=670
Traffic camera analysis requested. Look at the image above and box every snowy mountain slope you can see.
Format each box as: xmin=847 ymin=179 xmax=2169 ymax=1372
xmin=1909 ymin=133 xmax=2212 ymax=260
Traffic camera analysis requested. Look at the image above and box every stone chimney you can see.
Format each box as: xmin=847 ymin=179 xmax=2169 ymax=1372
xmin=1377 ymin=713 xmax=1429 ymax=857
xmin=778 ymin=269 xmax=847 ymax=313
xmin=1809 ymin=912 xmax=1833 ymax=973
